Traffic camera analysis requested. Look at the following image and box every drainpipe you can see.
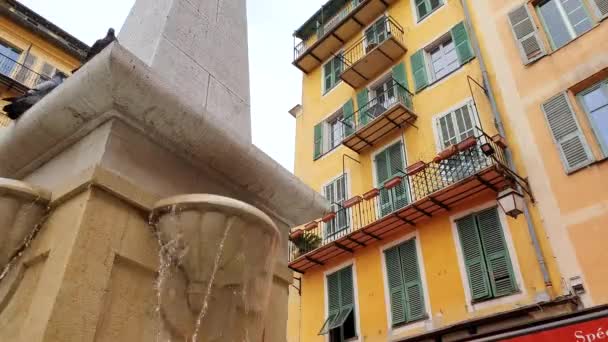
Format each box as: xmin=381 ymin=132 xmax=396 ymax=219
xmin=460 ymin=0 xmax=553 ymax=295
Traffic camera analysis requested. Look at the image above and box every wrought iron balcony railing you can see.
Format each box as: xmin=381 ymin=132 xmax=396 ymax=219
xmin=340 ymin=79 xmax=416 ymax=153
xmin=340 ymin=16 xmax=405 ymax=67
xmin=0 ymin=52 xmax=49 ymax=91
xmin=289 ymin=130 xmax=516 ymax=272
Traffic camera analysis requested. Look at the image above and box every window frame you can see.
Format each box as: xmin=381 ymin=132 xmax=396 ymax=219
xmin=381 ymin=233 xmax=431 ymax=332
xmin=322 ymin=172 xmax=350 ymax=239
xmin=535 ymin=0 xmax=594 ymax=50
xmin=425 ymin=35 xmax=459 ymax=83
xmin=450 ymin=202 xmax=525 ymax=311
xmin=322 ymin=261 xmax=361 ymax=342
xmin=0 ymin=39 xmax=22 ymax=77
xmin=413 ymin=0 xmax=444 ymax=23
xmin=433 ymin=100 xmax=481 ymax=152
xmin=577 ymin=79 xmax=608 ymax=157
xmin=322 ymin=53 xmax=344 ymax=95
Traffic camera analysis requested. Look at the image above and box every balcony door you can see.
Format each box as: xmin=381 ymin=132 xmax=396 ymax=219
xmin=0 ymin=41 xmax=21 ymax=77
xmin=324 ymin=174 xmax=349 ymax=239
xmin=364 ymin=16 xmax=390 ymax=52
xmin=369 ymin=76 xmax=397 ymax=118
xmin=374 ymin=141 xmax=409 ymax=217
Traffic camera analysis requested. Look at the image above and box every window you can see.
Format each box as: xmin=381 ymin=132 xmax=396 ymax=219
xmin=364 ymin=16 xmax=389 ymax=52
xmin=415 ymin=0 xmax=443 ymax=21
xmin=15 ymin=53 xmax=37 ymax=85
xmin=384 ymin=239 xmax=426 ymax=327
xmin=314 ymin=100 xmax=355 ymax=159
xmin=411 ymin=22 xmax=474 ymax=92
xmin=324 ymin=174 xmax=349 ymax=238
xmin=427 ymin=37 xmax=459 ymax=81
xmin=374 ymin=142 xmax=409 ymax=216
xmin=37 ymin=62 xmax=56 ymax=85
xmin=456 ymin=207 xmax=518 ymax=302
xmin=436 ymin=103 xmax=477 ymax=150
xmin=0 ymin=40 xmax=21 ymax=77
xmin=537 ymin=0 xmax=593 ymax=49
xmin=319 ymin=266 xmax=357 ymax=341
xmin=324 ymin=54 xmax=343 ymax=93
xmin=579 ymin=80 xmax=608 ymax=156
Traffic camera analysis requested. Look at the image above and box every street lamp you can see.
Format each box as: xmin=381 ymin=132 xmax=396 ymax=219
xmin=497 ymin=187 xmax=525 ymax=218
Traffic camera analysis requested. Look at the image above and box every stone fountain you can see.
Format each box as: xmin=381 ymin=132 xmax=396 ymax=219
xmin=0 ymin=0 xmax=328 ymax=341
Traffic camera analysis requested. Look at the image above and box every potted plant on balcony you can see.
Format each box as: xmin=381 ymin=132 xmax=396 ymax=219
xmin=292 ymin=232 xmax=322 ymax=258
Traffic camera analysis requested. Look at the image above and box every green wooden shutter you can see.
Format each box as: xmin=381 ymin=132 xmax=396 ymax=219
xmin=357 ymin=88 xmax=370 ymax=126
xmin=451 ymin=22 xmax=474 ymax=65
xmin=319 ymin=272 xmax=342 ymax=335
xmin=343 ymin=99 xmax=355 ymax=137
xmin=324 ymin=62 xmax=333 ymax=93
xmin=388 ymin=143 xmax=409 ymax=210
xmin=507 ymin=5 xmax=546 ymax=64
xmin=542 ymin=92 xmax=594 ymax=173
xmin=457 ymin=215 xmax=491 ymax=301
xmin=477 ymin=208 xmax=517 ymax=297
xmin=411 ymin=50 xmax=428 ymax=92
xmin=385 ymin=246 xmax=407 ymax=325
xmin=314 ymin=123 xmax=324 ymax=159
xmin=392 ymin=62 xmax=412 ymax=109
xmin=399 ymin=239 xmax=425 ymax=321
xmin=339 ymin=267 xmax=354 ymax=309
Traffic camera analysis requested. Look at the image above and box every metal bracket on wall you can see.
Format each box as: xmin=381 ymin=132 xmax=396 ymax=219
xmin=291 ymin=276 xmax=302 ymax=296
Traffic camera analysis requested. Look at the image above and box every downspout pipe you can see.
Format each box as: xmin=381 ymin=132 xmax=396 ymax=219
xmin=460 ymin=0 xmax=553 ymax=293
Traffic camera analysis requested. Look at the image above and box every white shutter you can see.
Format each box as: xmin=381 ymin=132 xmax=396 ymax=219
xmin=507 ymin=5 xmax=546 ymax=64
xmin=542 ymin=92 xmax=594 ymax=173
xmin=592 ymin=0 xmax=608 ymax=18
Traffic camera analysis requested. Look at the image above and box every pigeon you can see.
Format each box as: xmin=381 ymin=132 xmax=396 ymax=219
xmin=2 ymin=72 xmax=67 ymax=120
xmin=72 ymin=28 xmax=117 ymax=74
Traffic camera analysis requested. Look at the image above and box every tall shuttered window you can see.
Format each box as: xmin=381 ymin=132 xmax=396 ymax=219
xmin=436 ymin=103 xmax=477 ymax=150
xmin=542 ymin=92 xmax=594 ymax=173
xmin=374 ymin=142 xmax=409 ymax=217
xmin=411 ymin=22 xmax=473 ymax=92
xmin=385 ymin=239 xmax=426 ymax=327
xmin=323 ymin=54 xmax=343 ymax=94
xmin=324 ymin=174 xmax=350 ymax=238
xmin=319 ymin=266 xmax=357 ymax=341
xmin=537 ymin=0 xmax=593 ymax=49
xmin=579 ymin=80 xmax=608 ymax=156
xmin=456 ymin=207 xmax=518 ymax=302
xmin=313 ymin=99 xmax=354 ymax=160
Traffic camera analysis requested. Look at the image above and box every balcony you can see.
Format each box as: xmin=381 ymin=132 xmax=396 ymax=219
xmin=0 ymin=52 xmax=49 ymax=94
xmin=342 ymin=79 xmax=416 ymax=153
xmin=340 ymin=16 xmax=407 ymax=88
xmin=288 ymin=131 xmax=527 ymax=273
xmin=293 ymin=0 xmax=398 ymax=74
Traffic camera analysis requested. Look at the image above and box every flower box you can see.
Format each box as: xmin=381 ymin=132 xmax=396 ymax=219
xmin=322 ymin=212 xmax=336 ymax=223
xmin=457 ymin=136 xmax=477 ymax=152
xmin=363 ymin=188 xmax=380 ymax=200
xmin=492 ymin=134 xmax=508 ymax=149
xmin=481 ymin=143 xmax=495 ymax=156
xmin=304 ymin=221 xmax=318 ymax=231
xmin=343 ymin=196 xmax=362 ymax=209
xmin=435 ymin=145 xmax=457 ymax=163
xmin=406 ymin=161 xmax=426 ymax=176
xmin=289 ymin=229 xmax=304 ymax=241
xmin=384 ymin=176 xmax=402 ymax=190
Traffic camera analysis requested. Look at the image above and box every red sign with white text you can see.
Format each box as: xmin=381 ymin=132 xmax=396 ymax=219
xmin=503 ymin=316 xmax=608 ymax=342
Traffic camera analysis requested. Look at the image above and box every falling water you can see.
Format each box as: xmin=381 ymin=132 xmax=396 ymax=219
xmin=190 ymin=217 xmax=235 ymax=342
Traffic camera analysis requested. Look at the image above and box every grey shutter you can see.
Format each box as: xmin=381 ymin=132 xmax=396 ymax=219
xmin=399 ymin=239 xmax=425 ymax=321
xmin=385 ymin=246 xmax=407 ymax=325
xmin=542 ymin=92 xmax=594 ymax=173
xmin=457 ymin=215 xmax=492 ymax=301
xmin=508 ymin=5 xmax=546 ymax=64
xmin=592 ymin=0 xmax=608 ymax=18
xmin=477 ymin=208 xmax=517 ymax=297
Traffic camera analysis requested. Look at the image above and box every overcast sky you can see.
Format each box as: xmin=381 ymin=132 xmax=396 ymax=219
xmin=18 ymin=0 xmax=326 ymax=172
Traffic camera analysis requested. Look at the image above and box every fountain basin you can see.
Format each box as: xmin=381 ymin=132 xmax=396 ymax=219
xmin=0 ymin=178 xmax=51 ymax=269
xmin=150 ymin=194 xmax=280 ymax=341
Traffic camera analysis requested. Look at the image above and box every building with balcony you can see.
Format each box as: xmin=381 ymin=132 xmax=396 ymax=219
xmin=286 ymin=0 xmax=608 ymax=341
xmin=469 ymin=0 xmax=608 ymax=312
xmin=0 ymin=0 xmax=88 ymax=126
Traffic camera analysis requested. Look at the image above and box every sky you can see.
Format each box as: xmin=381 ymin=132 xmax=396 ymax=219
xmin=18 ymin=0 xmax=326 ymax=172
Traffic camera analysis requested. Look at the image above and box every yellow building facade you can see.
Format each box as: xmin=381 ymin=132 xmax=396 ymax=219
xmin=287 ymin=0 xmax=608 ymax=341
xmin=0 ymin=0 xmax=87 ymax=126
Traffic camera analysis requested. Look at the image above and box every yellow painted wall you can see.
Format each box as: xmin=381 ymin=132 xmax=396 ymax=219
xmin=289 ymin=0 xmax=564 ymax=340
xmin=468 ymin=0 xmax=608 ymax=305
